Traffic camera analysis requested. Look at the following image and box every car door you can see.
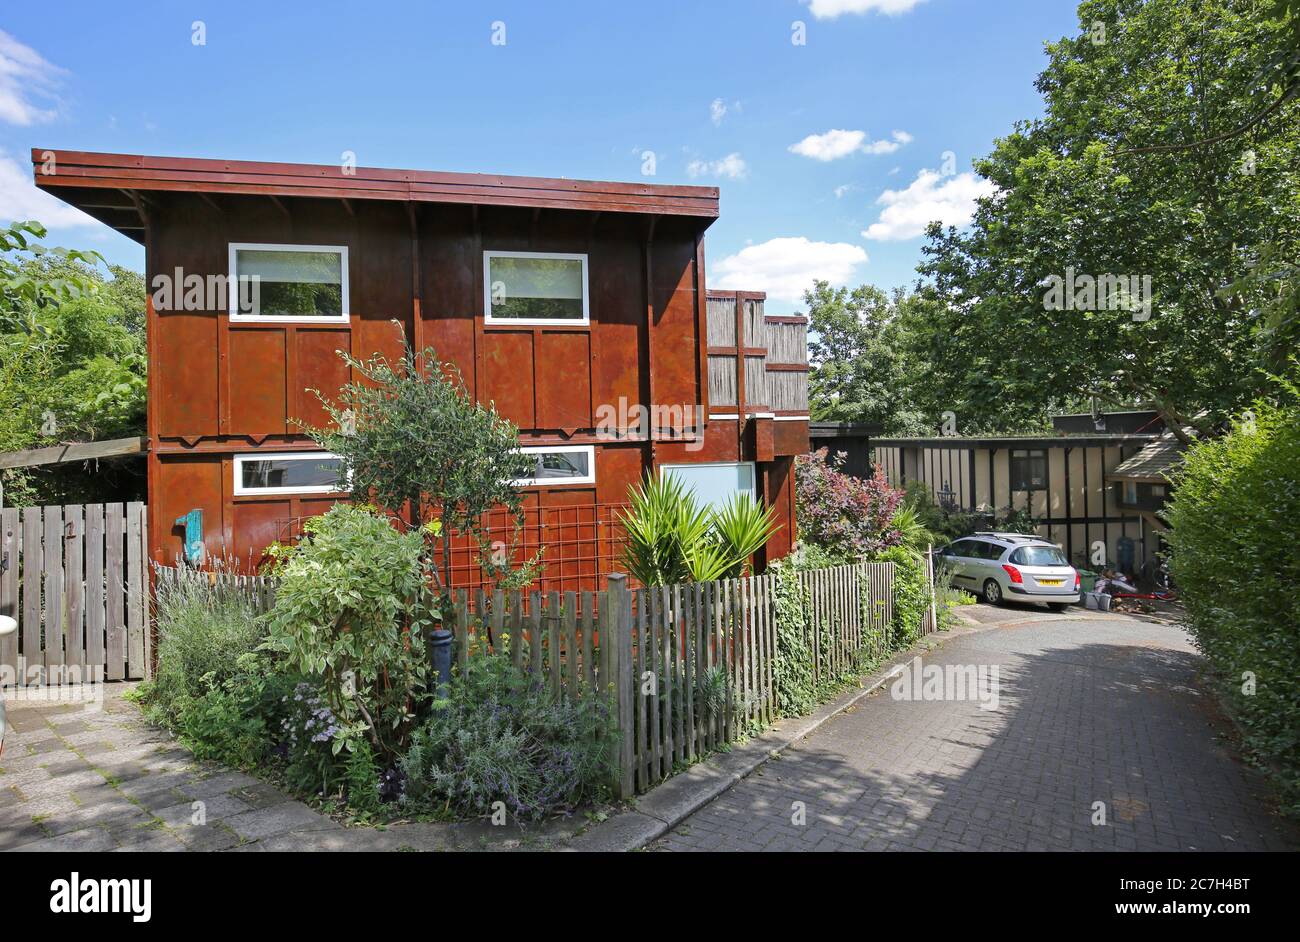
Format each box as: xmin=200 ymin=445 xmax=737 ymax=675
xmin=944 ymin=539 xmax=978 ymax=588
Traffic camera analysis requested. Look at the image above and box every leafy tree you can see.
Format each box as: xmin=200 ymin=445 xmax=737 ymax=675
xmin=303 ymin=337 xmax=538 ymax=610
xmin=915 ymin=0 xmax=1300 ymax=440
xmin=805 ymin=281 xmax=929 ymax=434
xmin=1 ymin=221 xmax=146 ymax=505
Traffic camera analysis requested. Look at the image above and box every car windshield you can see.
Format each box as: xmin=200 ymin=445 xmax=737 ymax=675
xmin=1011 ymin=545 xmax=1069 ymax=567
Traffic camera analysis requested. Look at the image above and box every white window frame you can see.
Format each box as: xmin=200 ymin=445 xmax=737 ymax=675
xmin=233 ymin=451 xmax=347 ymax=496
xmin=228 ymin=243 xmax=350 ymax=324
xmin=660 ymin=461 xmax=757 ymax=506
xmin=513 ymin=445 xmax=596 ymax=487
xmin=483 ymin=250 xmax=590 ymax=326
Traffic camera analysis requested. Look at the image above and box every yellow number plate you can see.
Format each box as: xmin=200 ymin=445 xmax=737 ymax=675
xmin=1038 ymin=579 xmax=1064 ymax=586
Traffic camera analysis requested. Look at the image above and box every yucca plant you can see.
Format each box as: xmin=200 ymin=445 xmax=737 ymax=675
xmin=618 ymin=475 xmax=781 ymax=587
xmin=889 ymin=504 xmax=936 ymax=559
xmin=619 ymin=473 xmax=714 ymax=587
xmin=712 ymin=492 xmax=781 ymax=578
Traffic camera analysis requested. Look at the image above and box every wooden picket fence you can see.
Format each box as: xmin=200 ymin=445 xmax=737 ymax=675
xmin=0 ymin=502 xmax=149 ymax=687
xmin=447 ymin=560 xmax=899 ymax=797
xmin=149 ymin=557 xmax=908 ymax=799
xmin=153 ymin=564 xmax=277 ymax=614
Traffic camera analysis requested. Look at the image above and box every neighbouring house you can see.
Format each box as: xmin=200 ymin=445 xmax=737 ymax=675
xmin=33 ymin=149 xmax=810 ymax=592
xmin=871 ymin=411 xmax=1170 ymax=575
xmin=808 ymin=422 xmax=881 ymax=479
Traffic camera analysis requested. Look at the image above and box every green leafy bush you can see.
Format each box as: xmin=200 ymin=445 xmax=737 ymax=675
xmin=174 ymin=654 xmax=293 ymax=769
xmin=399 ymin=653 xmax=615 ymax=821
xmin=260 ymin=503 xmax=432 ymax=765
xmin=877 ymin=545 xmax=930 ymax=648
xmin=770 ymin=560 xmax=817 ymax=717
xmin=1165 ymin=398 xmax=1300 ymax=810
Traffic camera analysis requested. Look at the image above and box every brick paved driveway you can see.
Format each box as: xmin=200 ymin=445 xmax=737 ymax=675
xmin=652 ymin=610 xmax=1300 ymax=852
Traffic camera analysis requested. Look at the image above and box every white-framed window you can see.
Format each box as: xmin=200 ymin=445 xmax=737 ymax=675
xmin=484 ymin=250 xmax=589 ymax=326
xmin=233 ymin=451 xmax=346 ymax=495
xmin=513 ymin=445 xmax=596 ymax=487
xmin=661 ymin=461 xmax=756 ymax=511
xmin=229 ymin=243 xmax=349 ymax=323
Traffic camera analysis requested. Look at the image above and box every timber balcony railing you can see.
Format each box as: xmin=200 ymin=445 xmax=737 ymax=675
xmin=705 ymin=290 xmax=809 ymax=417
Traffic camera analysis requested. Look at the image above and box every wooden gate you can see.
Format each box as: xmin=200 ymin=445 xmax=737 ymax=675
xmin=0 ymin=502 xmax=149 ymax=688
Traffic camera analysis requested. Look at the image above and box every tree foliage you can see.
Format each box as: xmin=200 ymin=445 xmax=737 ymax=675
xmin=912 ymin=0 xmax=1300 ymax=438
xmin=302 ymin=337 xmax=537 ymax=605
xmin=1 ymin=220 xmax=146 ymax=504
xmin=805 ymin=281 xmax=930 ymax=434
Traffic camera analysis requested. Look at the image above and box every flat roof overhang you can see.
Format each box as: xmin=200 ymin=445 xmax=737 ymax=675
xmin=32 ymin=148 xmax=720 ymax=245
xmin=870 ymin=434 xmax=1161 ymax=449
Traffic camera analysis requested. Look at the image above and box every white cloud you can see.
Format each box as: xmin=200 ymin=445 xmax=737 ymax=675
xmin=861 ymin=168 xmax=996 ymax=241
xmin=805 ymin=0 xmax=929 ymax=18
xmin=788 ymin=128 xmax=911 ymax=161
xmin=711 ymin=236 xmax=868 ymax=305
xmin=833 ymin=183 xmax=858 ymax=199
xmin=686 ymin=153 xmax=747 ymax=179
xmin=0 ymin=151 xmax=100 ymax=228
xmin=0 ymin=30 xmax=64 ymax=125
xmin=710 ymin=98 xmax=727 ymax=126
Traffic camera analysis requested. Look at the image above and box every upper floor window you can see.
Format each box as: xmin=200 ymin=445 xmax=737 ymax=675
xmin=513 ymin=445 xmax=596 ymax=486
xmin=234 ymin=451 xmax=345 ymax=495
xmin=229 ymin=243 xmax=349 ymax=323
xmin=1009 ymin=448 xmax=1047 ymax=491
xmin=484 ymin=251 xmax=589 ymax=326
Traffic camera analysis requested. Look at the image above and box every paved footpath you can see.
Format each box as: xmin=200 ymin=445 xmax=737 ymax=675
xmin=0 ymin=686 xmax=580 ymax=852
xmin=652 ymin=609 xmax=1300 ymax=852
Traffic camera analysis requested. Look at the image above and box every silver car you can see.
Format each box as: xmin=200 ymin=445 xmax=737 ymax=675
xmin=937 ymin=533 xmax=1080 ymax=610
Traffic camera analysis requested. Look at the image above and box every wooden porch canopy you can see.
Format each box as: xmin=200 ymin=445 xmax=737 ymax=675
xmin=31 ymin=148 xmax=721 ymax=242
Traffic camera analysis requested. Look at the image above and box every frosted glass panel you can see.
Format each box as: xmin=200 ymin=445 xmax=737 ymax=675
xmin=662 ymin=463 xmax=755 ymax=510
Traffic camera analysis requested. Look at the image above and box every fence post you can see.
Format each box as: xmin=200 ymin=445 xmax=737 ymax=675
xmin=926 ymin=543 xmax=937 ymax=635
xmin=607 ymin=573 xmax=635 ymax=799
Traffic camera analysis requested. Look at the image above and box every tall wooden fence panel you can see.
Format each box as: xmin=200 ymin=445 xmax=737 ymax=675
xmin=0 ymin=502 xmax=148 ymax=688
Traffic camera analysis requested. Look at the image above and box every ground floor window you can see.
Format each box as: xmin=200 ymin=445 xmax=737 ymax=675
xmin=660 ymin=461 xmax=756 ymax=510
xmin=233 ymin=451 xmax=344 ymax=495
xmin=514 ymin=445 xmax=596 ymax=486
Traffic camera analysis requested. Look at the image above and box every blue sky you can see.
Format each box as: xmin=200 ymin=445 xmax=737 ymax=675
xmin=2 ymin=0 xmax=1081 ymax=313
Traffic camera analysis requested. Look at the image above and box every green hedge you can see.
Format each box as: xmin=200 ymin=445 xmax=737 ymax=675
xmin=1165 ymin=400 xmax=1300 ymax=811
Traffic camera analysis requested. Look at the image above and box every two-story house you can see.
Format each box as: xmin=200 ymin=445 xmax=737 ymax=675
xmin=33 ymin=149 xmax=809 ymax=591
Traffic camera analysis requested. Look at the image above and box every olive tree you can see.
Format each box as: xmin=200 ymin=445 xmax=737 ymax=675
xmin=303 ymin=333 xmax=537 ymax=613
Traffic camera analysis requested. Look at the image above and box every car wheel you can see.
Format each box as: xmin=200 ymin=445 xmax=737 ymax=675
xmin=983 ymin=579 xmax=1003 ymax=605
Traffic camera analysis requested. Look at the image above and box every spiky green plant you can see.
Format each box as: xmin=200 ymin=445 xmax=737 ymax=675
xmin=618 ymin=476 xmax=781 ymax=586
xmin=712 ymin=492 xmax=781 ymax=578
xmin=889 ymin=504 xmax=937 ymax=559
